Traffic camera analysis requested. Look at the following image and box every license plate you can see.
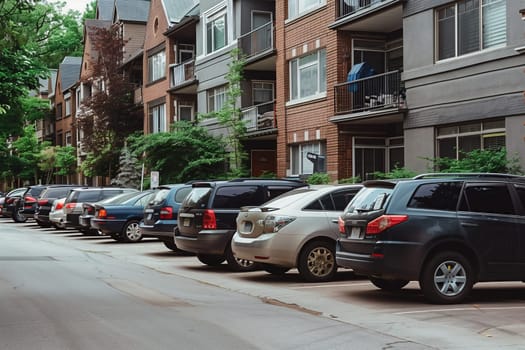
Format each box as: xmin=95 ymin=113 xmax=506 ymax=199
xmin=350 ymin=227 xmax=362 ymax=239
xmin=183 ymin=218 xmax=190 ymax=227
xmin=147 ymin=213 xmax=152 ymax=220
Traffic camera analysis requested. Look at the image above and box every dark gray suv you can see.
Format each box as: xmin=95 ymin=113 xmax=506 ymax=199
xmin=337 ymin=173 xmax=525 ymax=304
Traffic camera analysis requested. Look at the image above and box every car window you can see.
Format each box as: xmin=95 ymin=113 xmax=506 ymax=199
xmin=332 ymin=189 xmax=359 ymax=211
xmin=459 ymin=184 xmax=514 ymax=215
xmin=100 ymin=190 xmax=124 ymax=200
xmin=77 ymin=191 xmax=101 ymax=202
xmin=174 ymin=187 xmax=192 ymax=203
xmin=184 ymin=187 xmax=212 ymax=209
xmin=150 ymin=189 xmax=171 ymax=205
xmin=104 ymin=191 xmax=141 ymax=205
xmin=136 ymin=193 xmax=155 ymax=207
xmin=345 ymin=187 xmax=393 ymax=213
xmin=267 ymin=185 xmax=302 ymax=199
xmin=213 ymin=186 xmax=264 ymax=209
xmin=514 ymin=185 xmax=525 ymax=210
xmin=408 ymin=182 xmax=462 ymax=211
xmin=43 ymin=187 xmax=74 ymax=199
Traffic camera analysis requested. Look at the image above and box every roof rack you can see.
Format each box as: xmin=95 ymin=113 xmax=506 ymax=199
xmin=413 ymin=173 xmax=525 ymax=180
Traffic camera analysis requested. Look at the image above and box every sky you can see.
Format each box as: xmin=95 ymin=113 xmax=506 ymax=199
xmin=61 ymin=0 xmax=93 ymax=14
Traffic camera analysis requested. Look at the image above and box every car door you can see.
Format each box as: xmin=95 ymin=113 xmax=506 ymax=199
xmin=457 ymin=182 xmax=521 ymax=280
xmin=511 ymin=184 xmax=525 ymax=278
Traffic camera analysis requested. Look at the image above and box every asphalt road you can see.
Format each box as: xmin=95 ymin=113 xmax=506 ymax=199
xmin=1 ymin=218 xmax=525 ymax=349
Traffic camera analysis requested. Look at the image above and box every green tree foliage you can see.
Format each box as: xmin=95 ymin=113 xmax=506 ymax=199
xmin=12 ymin=125 xmax=49 ymax=183
xmin=111 ymin=147 xmax=141 ymax=189
xmin=38 ymin=146 xmax=56 ymax=184
xmin=306 ymin=173 xmax=331 ymax=184
xmin=55 ymin=145 xmax=77 ymax=177
xmin=76 ymin=24 xmax=143 ymax=178
xmin=199 ymin=49 xmax=248 ymax=177
xmin=127 ymin=122 xmax=228 ymax=183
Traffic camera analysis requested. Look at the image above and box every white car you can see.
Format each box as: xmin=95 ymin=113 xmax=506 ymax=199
xmin=232 ymin=184 xmax=362 ymax=282
xmin=49 ymin=197 xmax=67 ymax=230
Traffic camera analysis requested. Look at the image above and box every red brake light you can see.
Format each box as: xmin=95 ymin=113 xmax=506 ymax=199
xmin=366 ymin=215 xmax=408 ymax=235
xmin=98 ymin=209 xmax=107 ymax=219
xmin=38 ymin=199 xmax=49 ymax=206
xmin=65 ymin=203 xmax=76 ymax=209
xmin=202 ymin=209 xmax=216 ymax=229
xmin=159 ymin=207 xmax=173 ymax=219
xmin=338 ymin=216 xmax=345 ymax=234
xmin=24 ymin=196 xmax=36 ymax=203
xmin=55 ymin=202 xmax=64 ymax=210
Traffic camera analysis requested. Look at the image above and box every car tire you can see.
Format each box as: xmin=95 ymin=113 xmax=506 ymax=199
xmin=420 ymin=251 xmax=474 ymax=304
xmin=109 ymin=232 xmax=124 ymax=242
xmin=197 ymin=254 xmax=225 ymax=266
xmin=225 ymin=243 xmax=258 ymax=272
xmin=161 ymin=238 xmax=184 ymax=253
xmin=53 ymin=222 xmax=66 ymax=230
xmin=121 ymin=220 xmax=142 ymax=243
xmin=297 ymin=240 xmax=337 ymax=282
xmin=13 ymin=210 xmax=27 ymax=223
xmin=261 ymin=264 xmax=290 ymax=275
xmin=369 ymin=277 xmax=409 ymax=291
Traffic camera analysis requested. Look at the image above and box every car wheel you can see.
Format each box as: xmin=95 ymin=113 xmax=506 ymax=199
xmin=298 ymin=240 xmax=337 ymax=282
xmin=225 ymin=243 xmax=258 ymax=272
xmin=109 ymin=232 xmax=124 ymax=242
xmin=197 ymin=254 xmax=225 ymax=266
xmin=161 ymin=238 xmax=184 ymax=253
xmin=420 ymin=251 xmax=474 ymax=304
xmin=121 ymin=220 xmax=142 ymax=243
xmin=13 ymin=210 xmax=27 ymax=223
xmin=261 ymin=264 xmax=290 ymax=275
xmin=53 ymin=222 xmax=66 ymax=230
xmin=369 ymin=277 xmax=409 ymax=291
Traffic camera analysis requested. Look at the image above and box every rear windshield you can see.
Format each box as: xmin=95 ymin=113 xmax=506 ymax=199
xmin=41 ymin=187 xmax=75 ymax=199
xmin=28 ymin=187 xmax=46 ymax=198
xmin=345 ymin=187 xmax=393 ymax=213
xmin=149 ymin=188 xmax=171 ymax=206
xmin=174 ymin=187 xmax=192 ymax=203
xmin=183 ymin=187 xmax=212 ymax=209
xmin=67 ymin=190 xmax=100 ymax=203
xmin=101 ymin=191 xmax=140 ymax=205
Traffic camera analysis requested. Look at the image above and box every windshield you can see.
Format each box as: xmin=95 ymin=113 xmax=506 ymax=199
xmin=262 ymin=188 xmax=315 ymax=208
xmin=149 ymin=188 xmax=171 ymax=206
xmin=183 ymin=187 xmax=212 ymax=209
xmin=101 ymin=191 xmax=141 ymax=205
xmin=345 ymin=187 xmax=393 ymax=213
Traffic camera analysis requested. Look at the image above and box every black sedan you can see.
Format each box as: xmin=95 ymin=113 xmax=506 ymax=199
xmin=91 ymin=190 xmax=155 ymax=243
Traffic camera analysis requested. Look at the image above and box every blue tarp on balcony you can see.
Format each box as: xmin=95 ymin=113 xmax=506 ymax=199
xmin=347 ymin=62 xmax=375 ymax=92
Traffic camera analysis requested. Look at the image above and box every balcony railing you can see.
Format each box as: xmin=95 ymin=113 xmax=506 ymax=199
xmin=241 ymin=101 xmax=275 ymax=132
xmin=334 ymin=70 xmax=405 ymax=114
xmin=170 ymin=60 xmax=195 ymax=88
xmin=338 ymin=0 xmax=391 ymax=18
xmin=238 ymin=22 xmax=274 ymax=59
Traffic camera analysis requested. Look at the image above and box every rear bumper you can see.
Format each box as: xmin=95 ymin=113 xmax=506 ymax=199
xmin=139 ymin=221 xmax=176 ymax=239
xmin=175 ymin=229 xmax=234 ymax=256
xmin=92 ymin=219 xmax=125 ymax=234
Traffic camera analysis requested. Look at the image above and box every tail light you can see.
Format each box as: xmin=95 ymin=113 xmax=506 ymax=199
xmin=366 ymin=215 xmax=408 ymax=235
xmin=55 ymin=202 xmax=64 ymax=210
xmin=159 ymin=207 xmax=173 ymax=219
xmin=97 ymin=209 xmax=107 ymax=219
xmin=202 ymin=209 xmax=216 ymax=229
xmin=24 ymin=196 xmax=36 ymax=203
xmin=338 ymin=216 xmax=345 ymax=234
xmin=65 ymin=203 xmax=76 ymax=211
xmin=6 ymin=198 xmax=14 ymax=204
xmin=262 ymin=215 xmax=295 ymax=233
xmin=38 ymin=199 xmax=49 ymax=206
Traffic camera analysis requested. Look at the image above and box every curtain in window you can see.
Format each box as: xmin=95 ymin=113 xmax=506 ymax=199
xmin=482 ymin=0 xmax=506 ymax=48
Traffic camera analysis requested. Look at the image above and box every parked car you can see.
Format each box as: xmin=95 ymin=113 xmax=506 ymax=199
xmin=175 ymin=178 xmax=307 ymax=271
xmin=3 ymin=187 xmax=31 ymax=221
xmin=78 ymin=191 xmax=148 ymax=235
xmin=139 ymin=184 xmax=193 ymax=251
xmin=336 ymin=173 xmax=525 ymax=304
xmin=63 ymin=187 xmax=138 ymax=233
xmin=49 ymin=197 xmax=67 ymax=230
xmin=15 ymin=185 xmax=49 ymax=222
xmin=34 ymin=185 xmax=80 ymax=227
xmin=91 ymin=190 xmax=156 ymax=242
xmin=232 ymin=184 xmax=362 ymax=282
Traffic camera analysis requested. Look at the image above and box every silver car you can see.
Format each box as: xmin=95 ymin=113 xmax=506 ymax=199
xmin=49 ymin=197 xmax=67 ymax=230
xmin=232 ymin=184 xmax=362 ymax=282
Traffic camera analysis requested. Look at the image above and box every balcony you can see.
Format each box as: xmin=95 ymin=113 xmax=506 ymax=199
xmin=332 ymin=0 xmax=403 ymax=32
xmin=334 ymin=70 xmax=405 ymax=115
xmin=169 ymin=60 xmax=196 ymax=91
xmin=133 ymin=86 xmax=142 ymax=104
xmin=241 ymin=101 xmax=276 ymax=133
xmin=238 ymin=22 xmax=276 ymax=71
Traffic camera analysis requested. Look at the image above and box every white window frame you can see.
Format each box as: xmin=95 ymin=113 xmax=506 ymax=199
xmin=205 ymin=7 xmax=228 ymax=54
xmin=288 ymin=49 xmax=326 ymax=104
xmin=252 ymin=81 xmax=274 ymax=105
xmin=149 ymin=103 xmax=166 ymax=133
xmin=65 ymin=131 xmax=72 ymax=146
xmin=207 ymin=85 xmax=228 ymax=112
xmin=435 ymin=0 xmax=506 ymax=61
xmin=148 ymin=50 xmax=166 ymax=83
xmin=288 ymin=0 xmax=326 ymax=20
xmin=64 ymin=93 xmax=71 ymax=117
xmin=289 ymin=141 xmax=326 ymax=176
xmin=178 ymin=104 xmax=194 ymax=122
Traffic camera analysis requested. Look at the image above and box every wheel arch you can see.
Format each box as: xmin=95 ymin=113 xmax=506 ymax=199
xmin=295 ymin=235 xmax=337 ymax=267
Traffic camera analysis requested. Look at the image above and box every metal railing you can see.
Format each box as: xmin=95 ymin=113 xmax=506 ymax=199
xmin=338 ymin=0 xmax=391 ymax=18
xmin=241 ymin=101 xmax=275 ymax=132
xmin=238 ymin=22 xmax=274 ymax=59
xmin=170 ymin=60 xmax=195 ymax=88
xmin=334 ymin=70 xmax=404 ymax=114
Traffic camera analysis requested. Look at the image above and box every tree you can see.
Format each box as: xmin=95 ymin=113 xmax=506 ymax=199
xmin=38 ymin=146 xmax=57 ymax=185
xmin=427 ymin=148 xmax=523 ymax=174
xmin=127 ymin=122 xmax=228 ymax=183
xmin=111 ymin=147 xmax=141 ymax=189
xmin=55 ymin=145 xmax=77 ymax=180
xmin=12 ymin=125 xmax=49 ymax=184
xmin=199 ymin=49 xmax=248 ymax=176
xmin=76 ymin=24 xmax=143 ymax=179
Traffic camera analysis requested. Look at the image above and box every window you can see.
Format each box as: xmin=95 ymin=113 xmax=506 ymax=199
xmin=206 ymin=9 xmax=227 ymax=54
xmin=353 ymin=137 xmax=404 ymax=181
xmin=148 ymin=50 xmax=166 ymax=83
xmin=56 ymin=103 xmax=63 ymax=120
xmin=208 ymin=85 xmax=228 ymax=112
xmin=76 ymin=89 xmax=81 ymax=109
xmin=290 ymin=49 xmax=326 ymax=101
xmin=253 ymin=82 xmax=274 ymax=105
xmin=305 ymin=189 xmax=358 ymax=211
xmin=436 ymin=0 xmax=506 ymax=60
xmin=149 ymin=103 xmax=166 ymax=133
xmin=65 ymin=96 xmax=71 ymax=116
xmin=288 ymin=0 xmax=325 ymax=19
xmin=65 ymin=131 xmax=72 ymax=146
xmin=515 ymin=185 xmax=525 ymax=210
xmin=459 ymin=184 xmax=514 ymax=214
xmin=436 ymin=120 xmax=505 ymax=159
xmin=212 ymin=186 xmax=264 ymax=209
xmin=179 ymin=105 xmax=193 ymax=121
xmin=290 ymin=142 xmax=326 ymax=175
xmin=408 ymin=182 xmax=463 ymax=211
